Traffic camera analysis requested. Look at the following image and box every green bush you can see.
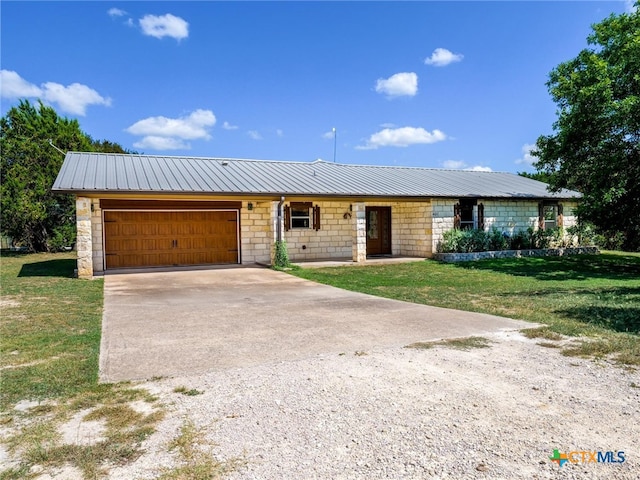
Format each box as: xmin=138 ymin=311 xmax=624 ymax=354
xmin=438 ymin=225 xmax=577 ymax=253
xmin=273 ymin=240 xmax=290 ymax=268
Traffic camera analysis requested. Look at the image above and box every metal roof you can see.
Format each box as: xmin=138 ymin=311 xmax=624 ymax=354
xmin=52 ymin=152 xmax=581 ymax=199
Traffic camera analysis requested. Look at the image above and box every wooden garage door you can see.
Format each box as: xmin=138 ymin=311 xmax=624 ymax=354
xmin=104 ymin=210 xmax=239 ymax=269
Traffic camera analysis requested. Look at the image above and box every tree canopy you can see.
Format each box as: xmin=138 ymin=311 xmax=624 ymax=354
xmin=533 ymin=3 xmax=639 ymax=250
xmin=0 ymin=100 xmax=130 ymax=252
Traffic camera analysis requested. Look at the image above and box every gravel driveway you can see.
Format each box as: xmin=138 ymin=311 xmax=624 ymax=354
xmin=107 ymin=330 xmax=639 ymax=479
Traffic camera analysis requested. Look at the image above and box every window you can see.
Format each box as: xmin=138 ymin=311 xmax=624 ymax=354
xmin=284 ymin=203 xmax=321 ymax=231
xmin=290 ymin=203 xmax=311 ymax=229
xmin=539 ymin=202 xmax=563 ymax=230
xmin=543 ymin=204 xmax=557 ymax=230
xmin=454 ymin=199 xmax=484 ymax=230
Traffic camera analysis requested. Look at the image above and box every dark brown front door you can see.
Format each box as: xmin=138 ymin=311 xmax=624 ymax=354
xmin=104 ymin=210 xmax=239 ymax=269
xmin=366 ymin=206 xmax=391 ymax=256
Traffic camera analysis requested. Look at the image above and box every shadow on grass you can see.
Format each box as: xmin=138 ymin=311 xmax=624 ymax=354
xmin=557 ymin=306 xmax=640 ymax=334
xmin=18 ymin=259 xmax=76 ymax=278
xmin=457 ymin=254 xmax=640 ymax=282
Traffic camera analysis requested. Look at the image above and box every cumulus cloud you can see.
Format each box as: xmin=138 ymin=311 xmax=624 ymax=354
xmin=356 ymin=126 xmax=446 ymax=150
xmin=0 ymin=70 xmax=42 ymax=97
xmin=442 ymin=159 xmax=492 ymax=171
xmin=515 ymin=143 xmax=538 ymax=166
xmin=108 ymin=8 xmax=127 ymax=17
xmin=625 ymin=0 xmax=637 ymax=13
xmin=0 ymin=70 xmax=111 ymax=115
xmin=424 ymin=48 xmax=464 ymax=67
xmin=375 ymin=72 xmax=418 ymax=97
xmin=126 ymin=109 xmax=216 ymax=150
xmin=42 ymin=82 xmax=112 ymax=116
xmin=222 ymin=121 xmax=238 ymax=130
xmin=442 ymin=160 xmax=466 ymax=169
xmin=140 ymin=14 xmax=189 ymax=40
xmin=247 ymin=130 xmax=263 ymax=141
xmin=133 ymin=136 xmax=189 ymax=150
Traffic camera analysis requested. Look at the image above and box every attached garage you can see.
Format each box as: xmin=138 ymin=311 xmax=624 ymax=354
xmin=101 ymin=200 xmax=240 ymax=270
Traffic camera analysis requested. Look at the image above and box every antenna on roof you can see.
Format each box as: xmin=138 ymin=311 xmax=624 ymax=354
xmin=48 ymin=139 xmax=66 ymax=156
xmin=332 ymin=127 xmax=337 ymax=163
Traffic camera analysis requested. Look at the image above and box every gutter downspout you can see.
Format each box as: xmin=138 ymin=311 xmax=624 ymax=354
xmin=277 ymin=196 xmax=285 ymax=242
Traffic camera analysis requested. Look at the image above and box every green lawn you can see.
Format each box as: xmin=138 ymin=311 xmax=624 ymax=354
xmin=291 ymin=252 xmax=640 ymax=365
xmin=1 ymin=252 xmax=104 ymax=409
xmin=0 ymin=252 xmax=168 ymax=480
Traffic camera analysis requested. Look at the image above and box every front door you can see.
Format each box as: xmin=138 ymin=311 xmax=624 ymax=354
xmin=366 ymin=206 xmax=391 ymax=256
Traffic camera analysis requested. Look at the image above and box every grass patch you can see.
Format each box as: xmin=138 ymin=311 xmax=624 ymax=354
xmin=521 ymin=327 xmax=564 ymax=341
xmin=1 ymin=252 xmax=104 ymax=409
xmin=406 ymin=336 xmax=492 ymax=351
xmin=292 ymin=252 xmax=640 ymax=364
xmin=173 ymin=386 xmax=204 ymax=396
xmin=157 ymin=419 xmax=244 ymax=480
xmin=0 ymin=253 xmax=166 ymax=479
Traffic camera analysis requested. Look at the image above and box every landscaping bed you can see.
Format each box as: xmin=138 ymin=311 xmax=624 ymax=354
xmin=434 ymin=246 xmax=599 ymax=263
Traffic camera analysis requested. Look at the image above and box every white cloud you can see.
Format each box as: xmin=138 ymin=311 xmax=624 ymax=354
xmin=139 ymin=14 xmax=189 ymax=40
xmin=375 ymin=72 xmax=418 ymax=97
xmin=126 ymin=109 xmax=215 ymax=140
xmin=625 ymin=0 xmax=637 ymax=13
xmin=515 ymin=143 xmax=538 ymax=166
xmin=356 ymin=126 xmax=446 ymax=150
xmin=442 ymin=160 xmax=492 ymax=172
xmin=247 ymin=130 xmax=263 ymax=140
xmin=42 ymin=82 xmax=112 ymax=116
xmin=0 ymin=70 xmax=111 ymax=115
xmin=0 ymin=70 xmax=43 ymax=97
xmin=126 ymin=109 xmax=216 ymax=150
xmin=442 ymin=160 xmax=466 ymax=169
xmin=276 ymin=129 xmax=284 ymax=137
xmin=133 ymin=136 xmax=190 ymax=150
xmin=108 ymin=8 xmax=127 ymax=17
xmin=424 ymin=48 xmax=464 ymax=67
xmin=222 ymin=121 xmax=238 ymax=130
xmin=380 ymin=122 xmax=397 ymax=128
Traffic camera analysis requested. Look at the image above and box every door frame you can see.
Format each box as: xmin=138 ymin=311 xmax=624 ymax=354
xmin=101 ymin=208 xmax=241 ymax=270
xmin=365 ymin=206 xmax=392 ymax=256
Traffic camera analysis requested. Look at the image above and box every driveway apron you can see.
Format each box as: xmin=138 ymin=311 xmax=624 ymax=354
xmin=100 ymin=267 xmax=531 ymax=382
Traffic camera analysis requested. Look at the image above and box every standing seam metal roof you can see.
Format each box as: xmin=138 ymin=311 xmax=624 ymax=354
xmin=52 ymin=152 xmax=582 ymax=199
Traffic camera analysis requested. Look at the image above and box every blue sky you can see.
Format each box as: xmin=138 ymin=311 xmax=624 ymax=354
xmin=1 ymin=1 xmax=635 ymax=172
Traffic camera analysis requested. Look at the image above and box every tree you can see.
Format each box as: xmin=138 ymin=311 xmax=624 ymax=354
xmin=0 ymin=100 xmax=129 ymax=252
xmin=517 ymin=171 xmax=552 ymax=184
xmin=533 ymin=3 xmax=640 ymax=250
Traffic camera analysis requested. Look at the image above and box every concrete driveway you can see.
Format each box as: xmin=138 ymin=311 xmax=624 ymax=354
xmin=100 ymin=266 xmax=532 ymax=382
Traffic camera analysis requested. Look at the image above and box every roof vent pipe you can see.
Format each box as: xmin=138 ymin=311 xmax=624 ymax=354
xmin=277 ymin=196 xmax=285 ymax=243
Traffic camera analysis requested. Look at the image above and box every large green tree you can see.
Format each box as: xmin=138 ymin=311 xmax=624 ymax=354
xmin=0 ymin=100 xmax=129 ymax=252
xmin=533 ymin=3 xmax=640 ymax=250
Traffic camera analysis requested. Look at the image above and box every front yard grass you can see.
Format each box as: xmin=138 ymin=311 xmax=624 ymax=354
xmin=291 ymin=251 xmax=640 ymax=365
xmin=0 ymin=252 xmax=165 ymax=479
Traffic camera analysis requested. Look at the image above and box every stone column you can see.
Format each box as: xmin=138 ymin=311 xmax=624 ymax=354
xmin=352 ymin=202 xmax=366 ymax=263
xmin=76 ymin=196 xmax=93 ymax=279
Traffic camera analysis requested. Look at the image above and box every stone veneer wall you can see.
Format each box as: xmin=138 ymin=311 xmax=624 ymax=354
xmin=75 ymin=197 xmax=93 ymax=278
xmin=90 ymin=199 xmax=104 ymax=274
xmin=240 ymin=200 xmax=273 ymax=264
xmin=434 ymin=246 xmax=598 ymax=263
xmin=285 ymin=200 xmax=353 ymax=261
xmin=432 ymin=199 xmax=579 ymax=253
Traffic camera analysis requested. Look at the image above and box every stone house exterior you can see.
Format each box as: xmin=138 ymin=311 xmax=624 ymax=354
xmin=53 ymin=153 xmax=581 ymax=278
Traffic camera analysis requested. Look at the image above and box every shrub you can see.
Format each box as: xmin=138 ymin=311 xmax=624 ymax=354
xmin=273 ymin=240 xmax=290 ymax=268
xmin=488 ymin=227 xmax=509 ymax=251
xmin=508 ymin=230 xmax=531 ymax=250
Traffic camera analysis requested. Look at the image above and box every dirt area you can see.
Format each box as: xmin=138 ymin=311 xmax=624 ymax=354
xmin=103 ymin=330 xmax=639 ymax=479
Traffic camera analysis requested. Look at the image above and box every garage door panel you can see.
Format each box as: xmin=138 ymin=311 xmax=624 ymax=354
xmin=104 ymin=210 xmax=239 ymax=269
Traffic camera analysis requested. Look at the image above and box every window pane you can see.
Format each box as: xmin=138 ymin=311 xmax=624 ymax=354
xmin=292 ymin=218 xmax=310 ymax=228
